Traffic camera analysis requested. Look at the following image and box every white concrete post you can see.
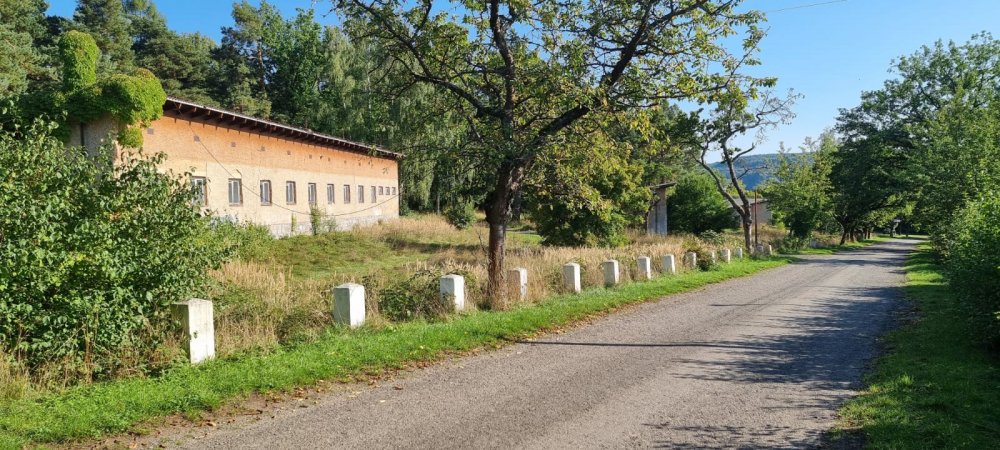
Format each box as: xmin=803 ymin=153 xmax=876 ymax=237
xmin=333 ymin=283 xmax=366 ymax=328
xmin=767 ymin=245 xmax=774 ymax=256
xmin=755 ymin=244 xmax=766 ymax=255
xmin=662 ymin=254 xmax=676 ymax=275
xmin=562 ymin=263 xmax=581 ymax=293
xmin=721 ymin=248 xmax=732 ymax=263
xmin=684 ymin=252 xmax=697 ymax=268
xmin=172 ymin=299 xmax=215 ymax=364
xmin=637 ymin=256 xmax=653 ymax=280
xmin=508 ymin=268 xmax=528 ymax=301
xmin=710 ymin=251 xmax=718 ymax=265
xmin=602 ymin=260 xmax=620 ymax=287
xmin=440 ymin=274 xmax=466 ymax=311
xmin=735 ymin=247 xmax=744 ymax=259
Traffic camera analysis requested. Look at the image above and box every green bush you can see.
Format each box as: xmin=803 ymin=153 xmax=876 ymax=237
xmin=443 ymin=201 xmax=476 ymax=230
xmin=527 ymin=148 xmax=649 ymax=247
xmin=205 ymin=219 xmax=273 ymax=261
xmin=374 ymin=270 xmax=467 ymax=321
xmin=0 ymin=120 xmax=223 ymax=381
xmin=944 ymin=194 xmax=1000 ymax=347
xmin=668 ymin=172 xmax=738 ymax=234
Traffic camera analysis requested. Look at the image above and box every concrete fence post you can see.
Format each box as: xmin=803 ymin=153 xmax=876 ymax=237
xmin=172 ymin=298 xmax=215 ymax=364
xmin=509 ymin=268 xmax=528 ymax=301
xmin=710 ymin=251 xmax=718 ymax=265
xmin=767 ymin=245 xmax=774 ymax=256
xmin=684 ymin=252 xmax=697 ymax=268
xmin=562 ymin=263 xmax=581 ymax=293
xmin=722 ymin=249 xmax=732 ymax=263
xmin=440 ymin=274 xmax=466 ymax=311
xmin=333 ymin=283 xmax=366 ymax=328
xmin=662 ymin=254 xmax=676 ymax=275
xmin=735 ymin=248 xmax=744 ymax=259
xmin=637 ymin=256 xmax=652 ymax=280
xmin=755 ymin=244 xmax=765 ymax=256
xmin=602 ymin=260 xmax=620 ymax=287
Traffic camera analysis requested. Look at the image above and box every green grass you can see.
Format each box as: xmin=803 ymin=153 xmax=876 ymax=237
xmin=836 ymin=245 xmax=1000 ymax=448
xmin=0 ymin=257 xmax=789 ymax=449
xmin=262 ymin=232 xmax=431 ymax=279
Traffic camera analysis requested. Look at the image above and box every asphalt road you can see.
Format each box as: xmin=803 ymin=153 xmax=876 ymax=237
xmin=166 ymin=239 xmax=912 ymax=449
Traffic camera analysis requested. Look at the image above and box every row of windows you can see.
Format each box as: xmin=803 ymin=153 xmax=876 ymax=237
xmin=192 ymin=176 xmax=398 ymax=207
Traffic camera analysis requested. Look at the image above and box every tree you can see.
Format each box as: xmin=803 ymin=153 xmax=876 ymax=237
xmin=667 ymin=171 xmax=738 ymax=234
xmin=336 ymin=0 xmax=769 ymax=306
xmin=763 ymin=133 xmax=835 ymax=239
xmin=0 ymin=0 xmax=51 ymax=100
xmin=526 ymin=121 xmax=650 ymax=247
xmin=73 ymin=0 xmax=135 ymax=71
xmin=126 ymin=0 xmax=218 ymax=103
xmin=692 ymin=90 xmax=796 ymax=252
xmin=830 ymin=33 xmax=1000 ymax=245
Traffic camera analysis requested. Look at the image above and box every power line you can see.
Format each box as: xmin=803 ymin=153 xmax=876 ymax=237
xmin=185 ymin=124 xmax=400 ymax=218
xmin=765 ymin=0 xmax=847 ymax=13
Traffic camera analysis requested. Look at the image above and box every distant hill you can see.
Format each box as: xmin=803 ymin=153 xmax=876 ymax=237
xmin=708 ymin=153 xmax=812 ymax=190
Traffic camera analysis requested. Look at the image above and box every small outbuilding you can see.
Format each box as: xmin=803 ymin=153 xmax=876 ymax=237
xmin=645 ymin=182 xmax=676 ymax=236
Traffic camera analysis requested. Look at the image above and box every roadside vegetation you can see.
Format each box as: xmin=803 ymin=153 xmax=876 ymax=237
xmin=837 ymin=245 xmax=1000 ymax=448
xmin=0 ymin=222 xmax=789 ymax=448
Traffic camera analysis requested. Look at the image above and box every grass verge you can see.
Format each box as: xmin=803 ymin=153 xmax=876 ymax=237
xmin=836 ymin=245 xmax=1000 ymax=448
xmin=0 ymin=257 xmax=788 ymax=449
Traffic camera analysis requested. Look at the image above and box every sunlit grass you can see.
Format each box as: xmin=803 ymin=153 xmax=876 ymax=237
xmin=835 ymin=244 xmax=1000 ymax=448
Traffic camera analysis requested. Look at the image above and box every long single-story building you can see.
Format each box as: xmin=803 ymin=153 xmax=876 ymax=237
xmin=69 ymin=97 xmax=401 ymax=236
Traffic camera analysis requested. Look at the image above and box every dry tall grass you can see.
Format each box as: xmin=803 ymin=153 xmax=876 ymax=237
xmin=207 ymin=215 xmax=744 ymax=357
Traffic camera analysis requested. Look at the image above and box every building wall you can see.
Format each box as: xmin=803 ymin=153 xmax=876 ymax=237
xmin=146 ymin=114 xmax=399 ymax=235
xmin=73 ymin=114 xmax=400 ymax=236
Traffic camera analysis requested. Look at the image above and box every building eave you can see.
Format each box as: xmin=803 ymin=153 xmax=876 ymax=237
xmin=162 ymin=97 xmax=403 ymax=161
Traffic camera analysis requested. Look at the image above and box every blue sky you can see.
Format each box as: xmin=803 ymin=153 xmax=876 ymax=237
xmin=48 ymin=0 xmax=1000 ymax=154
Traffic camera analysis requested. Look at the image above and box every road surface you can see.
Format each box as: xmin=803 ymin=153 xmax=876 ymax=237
xmin=163 ymin=239 xmax=911 ymax=449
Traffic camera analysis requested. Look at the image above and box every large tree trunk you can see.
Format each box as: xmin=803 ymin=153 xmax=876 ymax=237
xmin=483 ymin=163 xmax=524 ymax=309
xmin=741 ymin=216 xmax=753 ymax=254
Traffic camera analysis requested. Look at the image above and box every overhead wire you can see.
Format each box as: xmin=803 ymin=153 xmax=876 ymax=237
xmin=764 ymin=0 xmax=847 ymax=14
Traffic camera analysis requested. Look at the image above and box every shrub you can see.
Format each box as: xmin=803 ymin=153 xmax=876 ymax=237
xmin=310 ymin=205 xmax=323 ymax=236
xmin=374 ymin=270 xmax=458 ymax=321
xmin=0 ymin=120 xmax=223 ymax=382
xmin=443 ymin=201 xmax=476 ymax=230
xmin=668 ymin=172 xmax=738 ymax=234
xmin=945 ymin=194 xmax=1000 ymax=347
xmin=205 ymin=218 xmax=273 ymax=261
xmin=526 ymin=145 xmax=649 ymax=247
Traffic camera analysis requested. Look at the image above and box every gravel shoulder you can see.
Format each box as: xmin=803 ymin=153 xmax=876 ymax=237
xmin=151 ymin=240 xmax=912 ymax=449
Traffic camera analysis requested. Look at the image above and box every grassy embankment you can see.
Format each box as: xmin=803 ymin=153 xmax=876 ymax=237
xmin=0 ymin=216 xmax=790 ymax=448
xmin=836 ymin=244 xmax=1000 ymax=448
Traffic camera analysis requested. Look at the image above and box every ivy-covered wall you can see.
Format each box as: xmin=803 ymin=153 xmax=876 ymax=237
xmin=56 ymin=30 xmax=166 ymax=147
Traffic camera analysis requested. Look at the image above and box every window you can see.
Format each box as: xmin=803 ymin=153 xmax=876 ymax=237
xmin=286 ymin=181 xmax=297 ymax=205
xmin=307 ymin=183 xmax=317 ymax=205
xmin=343 ymin=184 xmax=351 ymax=203
xmin=391 ymin=187 xmax=397 ymax=196
xmin=371 ymin=186 xmax=377 ymax=203
xmin=378 ymin=186 xmax=384 ymax=195
xmin=191 ymin=176 xmax=207 ymax=206
xmin=326 ymin=184 xmax=335 ymax=204
xmin=228 ymin=179 xmax=243 ymax=206
xmin=358 ymin=184 xmax=365 ymax=203
xmin=260 ymin=180 xmax=272 ymax=205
